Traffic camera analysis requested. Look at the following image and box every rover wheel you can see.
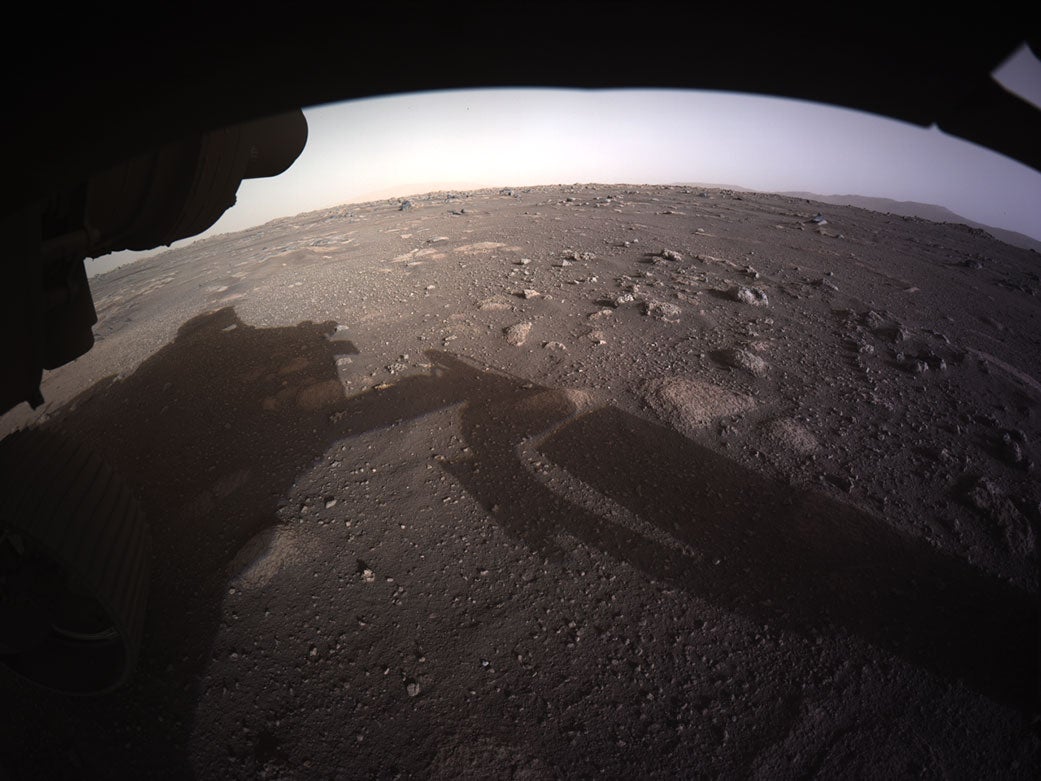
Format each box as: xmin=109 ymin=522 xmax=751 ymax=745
xmin=0 ymin=429 xmax=150 ymax=694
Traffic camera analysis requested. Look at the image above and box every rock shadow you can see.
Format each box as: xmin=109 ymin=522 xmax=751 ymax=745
xmin=0 ymin=306 xmax=357 ymax=779
xmin=334 ymin=350 xmax=1037 ymax=713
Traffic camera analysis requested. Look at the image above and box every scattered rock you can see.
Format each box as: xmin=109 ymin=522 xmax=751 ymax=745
xmin=358 ymin=560 xmax=376 ymax=583
xmin=861 ymin=310 xmax=887 ymax=329
xmin=713 ymin=348 xmax=768 ymax=376
xmin=385 ymin=357 xmax=410 ymax=375
xmin=809 ymin=212 xmax=828 ymax=225
xmin=406 ymin=680 xmax=421 ymax=697
xmin=967 ymin=476 xmax=1003 ymax=513
xmin=659 ymin=249 xmax=684 ymax=261
xmin=895 ymin=349 xmax=948 ymax=374
xmin=877 ymin=324 xmax=911 ymax=343
xmin=504 ymin=322 xmax=533 ymax=345
xmin=643 ymin=300 xmax=681 ymax=321
xmin=998 ymin=429 xmax=1027 ymax=465
xmin=522 ymin=289 xmax=541 ymax=299
xmin=516 ymin=258 xmax=531 ymax=265
xmin=325 ymin=498 xmax=337 ymax=509
xmin=610 ymin=293 xmax=635 ymax=307
xmin=399 ymin=200 xmax=412 ymax=211
xmin=729 ymin=286 xmax=769 ymax=306
xmin=962 ymin=476 xmax=1035 ymax=554
xmin=543 ymin=341 xmax=567 ymax=351
xmin=562 ymin=249 xmax=596 ymax=262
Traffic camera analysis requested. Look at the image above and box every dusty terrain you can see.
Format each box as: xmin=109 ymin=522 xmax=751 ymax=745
xmin=2 ymin=184 xmax=1040 ymax=778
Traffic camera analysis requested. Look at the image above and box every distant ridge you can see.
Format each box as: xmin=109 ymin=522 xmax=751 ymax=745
xmin=672 ymin=182 xmax=1041 ymax=254
xmin=780 ymin=192 xmax=1041 ymax=253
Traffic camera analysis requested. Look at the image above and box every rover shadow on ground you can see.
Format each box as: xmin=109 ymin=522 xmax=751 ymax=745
xmin=0 ymin=310 xmax=1035 ymax=777
xmin=0 ymin=307 xmax=358 ymax=777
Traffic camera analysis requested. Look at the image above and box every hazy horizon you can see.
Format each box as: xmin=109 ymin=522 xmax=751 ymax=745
xmin=87 ymin=43 xmax=1041 ymax=277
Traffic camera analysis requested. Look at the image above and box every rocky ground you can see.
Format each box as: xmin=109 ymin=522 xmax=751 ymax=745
xmin=2 ymin=184 xmax=1040 ymax=778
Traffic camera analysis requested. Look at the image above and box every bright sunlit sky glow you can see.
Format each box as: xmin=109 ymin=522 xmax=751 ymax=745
xmin=89 ymin=44 xmax=1041 ymax=276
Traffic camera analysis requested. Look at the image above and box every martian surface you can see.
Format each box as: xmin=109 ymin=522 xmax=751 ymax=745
xmin=1 ymin=184 xmax=1039 ymax=778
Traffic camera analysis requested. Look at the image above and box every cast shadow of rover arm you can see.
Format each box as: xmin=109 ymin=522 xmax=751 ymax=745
xmin=539 ymin=406 xmax=1037 ymax=712
xmin=337 ymin=350 xmax=1037 ymax=713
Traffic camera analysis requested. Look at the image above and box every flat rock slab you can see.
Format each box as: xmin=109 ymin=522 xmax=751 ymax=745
xmin=643 ymin=376 xmax=756 ymax=434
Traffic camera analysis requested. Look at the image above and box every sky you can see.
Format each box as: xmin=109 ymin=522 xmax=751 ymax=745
xmin=87 ymin=44 xmax=1041 ymax=277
